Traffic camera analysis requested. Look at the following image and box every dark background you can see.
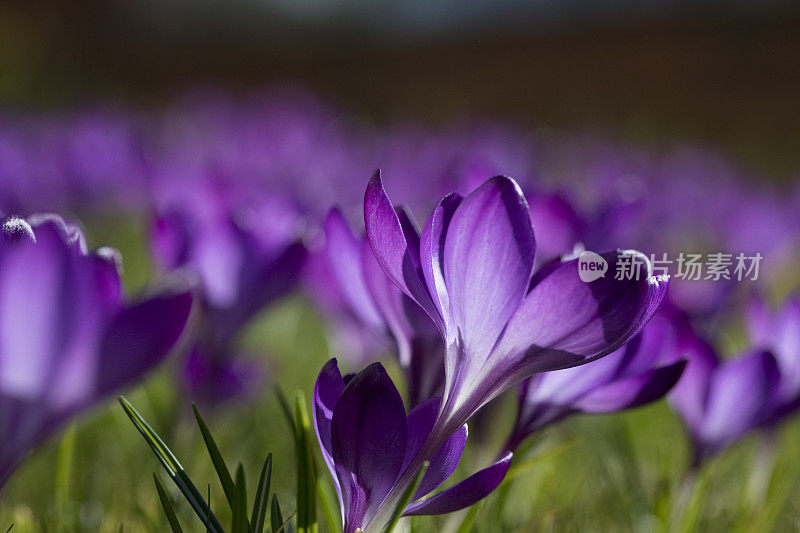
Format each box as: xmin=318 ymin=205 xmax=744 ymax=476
xmin=2 ymin=0 xmax=799 ymax=179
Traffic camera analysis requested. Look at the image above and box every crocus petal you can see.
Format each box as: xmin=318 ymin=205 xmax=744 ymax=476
xmin=151 ymin=212 xmax=190 ymax=269
xmin=0 ymin=227 xmax=71 ymax=401
xmin=745 ymin=293 xmax=771 ymax=348
xmin=193 ymin=220 xmax=244 ymax=307
xmin=331 ymin=362 xmax=408 ymax=532
xmin=97 ymin=290 xmax=194 ymax=397
xmin=364 ymin=171 xmax=442 ymax=332
xmin=667 ymin=318 xmax=720 ymax=435
xmin=442 ymin=251 xmax=668 ymax=429
xmin=360 ymin=241 xmax=414 ymax=361
xmin=360 ymin=239 xmax=444 ymax=404
xmin=523 ymin=338 xmax=637 ymax=409
xmin=573 ymin=359 xmax=686 ymax=413
xmin=527 ymin=192 xmax=585 ymax=265
xmin=419 ymin=193 xmax=462 ymax=335
xmin=403 ymin=452 xmax=512 ymax=516
xmin=90 ymin=248 xmax=124 ymax=314
xmin=443 ymin=176 xmax=536 ymax=357
xmin=756 ymin=298 xmax=800 ymax=402
xmin=325 ymin=209 xmax=384 ymax=331
xmin=235 ymin=240 xmax=307 ymax=325
xmin=312 ymin=359 xmax=346 ymax=508
xmin=699 ymin=350 xmax=778 ymax=453
xmin=402 ymin=398 xmax=468 ymax=501
xmin=495 ymin=250 xmax=668 ymax=374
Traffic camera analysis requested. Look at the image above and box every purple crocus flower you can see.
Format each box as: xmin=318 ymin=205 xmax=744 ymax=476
xmin=313 ymin=359 xmax=512 ymax=533
xmin=361 ymin=171 xmax=668 ymax=522
xmin=747 ymin=295 xmax=800 ymax=425
xmin=151 ymin=180 xmax=307 ymax=403
xmin=0 ymin=214 xmax=194 ymax=489
xmin=663 ymin=304 xmax=780 ymax=465
xmin=365 ymin=171 xmax=668 ymax=436
xmin=322 ymin=208 xmax=444 ymax=406
xmin=504 ymin=315 xmax=687 ymax=452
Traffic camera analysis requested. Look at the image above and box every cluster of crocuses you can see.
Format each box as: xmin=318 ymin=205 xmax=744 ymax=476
xmin=1 ymin=88 xmax=798 ymax=531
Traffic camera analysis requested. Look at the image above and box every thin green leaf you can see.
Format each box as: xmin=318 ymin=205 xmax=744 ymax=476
xmin=270 ymin=495 xmax=284 ymax=533
xmin=250 ymin=454 xmax=273 ymax=533
xmin=273 ymin=513 xmax=295 ymax=533
xmin=274 ymin=387 xmax=294 ymax=430
xmin=153 ymin=474 xmax=185 ymax=533
xmin=383 ymin=461 xmax=429 ymax=533
xmin=118 ymin=397 xmax=225 ymax=533
xmin=293 ymin=391 xmax=317 ymax=533
xmin=55 ymin=423 xmax=77 ymax=532
xmin=232 ymin=464 xmax=249 ymax=533
xmin=207 ymin=485 xmax=212 ymax=533
xmin=317 ymin=477 xmax=341 ymax=533
xmin=455 ymin=501 xmax=482 ymax=533
xmin=193 ymin=403 xmax=236 ymax=508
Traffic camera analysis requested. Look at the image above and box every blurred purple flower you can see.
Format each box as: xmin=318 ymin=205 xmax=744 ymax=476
xmin=664 ymin=303 xmax=783 ymax=465
xmin=48 ymin=109 xmax=149 ymax=211
xmin=0 ymin=214 xmax=193 ymax=489
xmin=152 ymin=87 xmax=373 ymax=219
xmin=505 ymin=316 xmax=686 ymax=452
xmin=747 ymin=295 xmax=800 ymax=425
xmin=151 ymin=180 xmax=307 ymax=403
xmin=0 ymin=109 xmax=148 ymax=214
xmin=362 ymin=171 xmax=668 ymax=518
xmin=322 ymin=208 xmax=444 ymax=406
xmin=313 ymin=359 xmax=511 ymax=533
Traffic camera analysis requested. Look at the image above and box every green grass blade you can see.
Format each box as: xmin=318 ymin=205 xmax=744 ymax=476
xmin=455 ymin=501 xmax=482 ymax=533
xmin=274 ymin=515 xmax=295 ymax=533
xmin=153 ymin=474 xmax=185 ymax=533
xmin=316 ymin=477 xmax=340 ymax=533
xmin=55 ymin=423 xmax=77 ymax=532
xmin=118 ymin=397 xmax=225 ymax=533
xmin=193 ymin=403 xmax=237 ymax=508
xmin=274 ymin=387 xmax=294 ymax=430
xmin=383 ymin=461 xmax=429 ymax=533
xmin=293 ymin=392 xmax=317 ymax=533
xmin=232 ymin=464 xmax=249 ymax=533
xmin=250 ymin=454 xmax=273 ymax=533
xmin=270 ymin=495 xmax=284 ymax=533
xmin=207 ymin=485 xmax=213 ymax=533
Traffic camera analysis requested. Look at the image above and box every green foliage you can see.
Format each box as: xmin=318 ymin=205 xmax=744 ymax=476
xmin=292 ymin=392 xmax=318 ymax=533
xmin=152 ymin=474 xmax=183 ymax=533
xmin=119 ymin=397 xmax=225 ymax=533
xmin=119 ymin=397 xmax=292 ymax=533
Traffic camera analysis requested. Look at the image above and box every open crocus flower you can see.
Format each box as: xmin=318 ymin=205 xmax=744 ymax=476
xmin=504 ymin=314 xmax=687 ymax=452
xmin=323 ymin=208 xmax=444 ymax=406
xmin=0 ymin=214 xmax=194 ymax=489
xmin=365 ymin=171 xmax=669 ymax=446
xmin=362 ymin=171 xmax=668 ymax=523
xmin=151 ymin=181 xmax=307 ymax=403
xmin=313 ymin=359 xmax=511 ymax=533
